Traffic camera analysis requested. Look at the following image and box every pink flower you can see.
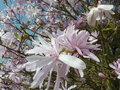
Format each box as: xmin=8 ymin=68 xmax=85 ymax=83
xmin=109 ymin=59 xmax=120 ymax=79
xmin=24 ymin=37 xmax=86 ymax=89
xmin=98 ymin=72 xmax=106 ymax=79
xmin=57 ymin=24 xmax=100 ymax=62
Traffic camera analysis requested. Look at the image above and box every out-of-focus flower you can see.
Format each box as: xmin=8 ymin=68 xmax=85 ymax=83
xmin=57 ymin=24 xmax=100 ymax=62
xmin=0 ymin=12 xmax=10 ymax=24
xmin=6 ymin=5 xmax=25 ymax=17
xmin=98 ymin=72 xmax=106 ymax=79
xmin=24 ymin=37 xmax=86 ymax=89
xmin=0 ymin=46 xmax=6 ymax=57
xmin=9 ymin=73 xmax=22 ymax=83
xmin=0 ymin=70 xmax=5 ymax=77
xmin=0 ymin=31 xmax=15 ymax=44
xmin=26 ymin=5 xmax=41 ymax=19
xmin=87 ymin=4 xmax=114 ymax=26
xmin=0 ymin=78 xmax=6 ymax=88
xmin=109 ymin=59 xmax=120 ymax=79
xmin=0 ymin=30 xmax=17 ymax=57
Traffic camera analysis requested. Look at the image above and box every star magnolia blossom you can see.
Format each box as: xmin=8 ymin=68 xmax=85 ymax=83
xmin=24 ymin=37 xmax=86 ymax=90
xmin=57 ymin=24 xmax=100 ymax=62
xmin=0 ymin=30 xmax=15 ymax=57
xmin=109 ymin=59 xmax=120 ymax=79
xmin=87 ymin=4 xmax=114 ymax=26
xmin=26 ymin=5 xmax=41 ymax=19
xmin=0 ymin=31 xmax=15 ymax=44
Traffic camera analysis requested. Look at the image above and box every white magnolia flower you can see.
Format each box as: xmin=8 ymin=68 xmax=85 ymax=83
xmin=0 ymin=71 xmax=5 ymax=77
xmin=24 ymin=37 xmax=86 ymax=89
xmin=0 ymin=30 xmax=15 ymax=57
xmin=109 ymin=59 xmax=120 ymax=79
xmin=26 ymin=5 xmax=41 ymax=19
xmin=87 ymin=4 xmax=114 ymax=26
xmin=0 ymin=11 xmax=10 ymax=24
xmin=0 ymin=30 xmax=15 ymax=44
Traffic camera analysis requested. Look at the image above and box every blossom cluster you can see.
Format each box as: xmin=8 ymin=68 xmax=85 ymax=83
xmin=24 ymin=24 xmax=100 ymax=89
xmin=0 ymin=0 xmax=119 ymax=90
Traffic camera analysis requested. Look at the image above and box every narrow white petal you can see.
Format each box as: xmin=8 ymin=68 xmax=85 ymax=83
xmin=109 ymin=64 xmax=116 ymax=69
xmin=87 ymin=8 xmax=94 ymax=25
xmin=26 ymin=47 xmax=42 ymax=54
xmin=26 ymin=55 xmax=45 ymax=62
xmin=54 ymin=65 xmax=60 ymax=90
xmin=83 ymin=50 xmax=100 ymax=62
xmin=31 ymin=62 xmax=55 ymax=88
xmin=117 ymin=74 xmax=120 ymax=79
xmin=25 ymin=56 xmax=55 ymax=71
xmin=75 ymin=47 xmax=83 ymax=56
xmin=78 ymin=69 xmax=84 ymax=77
xmin=68 ymin=85 xmax=77 ymax=90
xmin=46 ymin=67 xmax=54 ymax=90
xmin=87 ymin=8 xmax=99 ymax=26
xmin=59 ymin=54 xmax=86 ymax=70
xmin=98 ymin=5 xmax=114 ymax=10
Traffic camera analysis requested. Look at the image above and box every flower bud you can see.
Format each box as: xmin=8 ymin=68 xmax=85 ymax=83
xmin=98 ymin=72 xmax=106 ymax=79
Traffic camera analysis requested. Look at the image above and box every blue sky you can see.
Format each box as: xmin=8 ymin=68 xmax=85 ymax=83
xmin=0 ymin=1 xmax=6 ymax=10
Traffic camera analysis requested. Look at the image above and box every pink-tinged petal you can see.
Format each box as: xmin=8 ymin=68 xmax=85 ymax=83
xmin=54 ymin=65 xmax=60 ymax=90
xmin=26 ymin=55 xmax=45 ymax=62
xmin=25 ymin=56 xmax=56 ymax=71
xmin=65 ymin=66 xmax=70 ymax=76
xmin=24 ymin=61 xmax=39 ymax=71
xmin=25 ymin=47 xmax=42 ymax=55
xmin=46 ymin=66 xmax=54 ymax=90
xmin=59 ymin=63 xmax=68 ymax=79
xmin=0 ymin=71 xmax=5 ymax=76
xmin=64 ymin=37 xmax=73 ymax=49
xmin=76 ymin=30 xmax=89 ymax=45
xmin=71 ymin=33 xmax=77 ymax=42
xmin=86 ymin=44 xmax=101 ymax=50
xmin=91 ymin=31 xmax=99 ymax=38
xmin=31 ymin=62 xmax=55 ymax=88
xmin=33 ymin=68 xmax=41 ymax=80
xmin=83 ymin=50 xmax=100 ymax=62
xmin=75 ymin=47 xmax=83 ymax=56
xmin=59 ymin=54 xmax=86 ymax=70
